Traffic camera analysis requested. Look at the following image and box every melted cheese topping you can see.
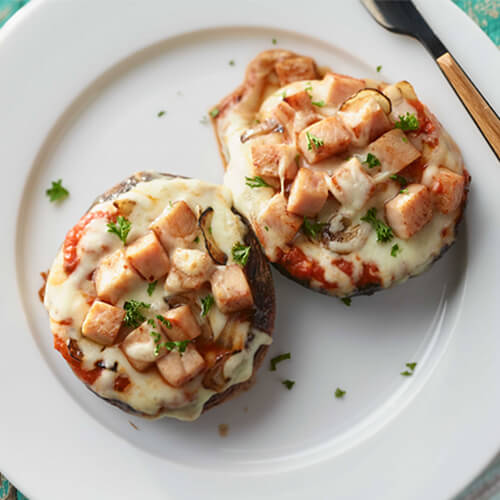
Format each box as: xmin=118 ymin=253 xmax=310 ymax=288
xmin=222 ymin=76 xmax=466 ymax=296
xmin=44 ymin=175 xmax=272 ymax=420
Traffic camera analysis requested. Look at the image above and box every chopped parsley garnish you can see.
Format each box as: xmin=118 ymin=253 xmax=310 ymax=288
xmin=376 ymin=65 xmax=382 ymax=72
xmin=401 ymin=136 xmax=409 ymax=143
xmin=156 ymin=314 xmax=172 ymax=329
xmin=312 ymin=100 xmax=326 ymax=107
xmin=400 ymin=188 xmax=409 ymax=194
xmin=157 ymin=110 xmax=166 ymax=117
xmin=389 ymin=174 xmax=408 ymax=187
xmin=106 ymin=216 xmax=132 ymax=244
xmin=245 ymin=175 xmax=271 ymax=188
xmin=209 ymin=108 xmax=220 ymax=118
xmin=194 ymin=236 xmax=200 ymax=243
xmin=341 ymin=297 xmax=351 ymax=307
xmin=270 ymin=352 xmax=291 ymax=371
xmin=361 ymin=208 xmax=393 ymax=243
xmin=229 ymin=59 xmax=235 ymax=66
xmin=306 ymin=131 xmax=324 ymax=150
xmin=201 ymin=294 xmax=214 ymax=317
xmin=281 ymin=90 xmax=287 ymax=99
xmin=394 ymin=112 xmax=420 ymax=132
xmin=335 ymin=388 xmax=346 ymax=398
xmin=164 ymin=340 xmax=191 ymax=354
xmin=46 ymin=179 xmax=69 ymax=202
xmin=302 ymin=217 xmax=327 ymax=239
xmin=272 ymin=37 xmax=277 ymax=44
xmin=147 ymin=318 xmax=156 ymax=327
xmin=264 ymin=225 xmax=269 ymax=232
xmin=123 ymin=300 xmax=151 ymax=328
xmin=401 ymin=362 xmax=417 ymax=376
xmin=282 ymin=380 xmax=295 ymax=390
xmin=232 ymin=242 xmax=251 ymax=266
xmin=304 ymin=83 xmax=313 ymax=96
xmin=147 ymin=280 xmax=158 ymax=296
xmin=391 ymin=244 xmax=401 ymax=257
xmin=362 ymin=153 xmax=380 ymax=168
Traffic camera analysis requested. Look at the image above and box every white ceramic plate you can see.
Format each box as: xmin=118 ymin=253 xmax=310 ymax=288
xmin=1 ymin=1 xmax=499 ymax=499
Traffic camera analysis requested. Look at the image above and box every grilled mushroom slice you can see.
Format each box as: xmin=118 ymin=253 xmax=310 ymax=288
xmin=340 ymin=88 xmax=392 ymax=114
xmin=199 ymin=207 xmax=228 ymax=265
xmin=322 ymin=214 xmax=371 ymax=254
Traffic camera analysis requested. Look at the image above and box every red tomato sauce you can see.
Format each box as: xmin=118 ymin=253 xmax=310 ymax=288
xmin=54 ymin=335 xmax=102 ymax=385
xmin=357 ymin=262 xmax=382 ymax=288
xmin=332 ymin=258 xmax=354 ymax=279
xmin=63 ymin=210 xmax=115 ymax=274
xmin=114 ymin=375 xmax=131 ymax=392
xmin=408 ymin=98 xmax=435 ymax=136
xmin=279 ymin=247 xmax=337 ymax=289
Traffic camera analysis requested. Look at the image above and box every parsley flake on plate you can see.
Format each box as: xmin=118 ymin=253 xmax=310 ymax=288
xmin=46 ymin=179 xmax=69 ymax=202
xmin=401 ymin=362 xmax=417 ymax=376
xmin=282 ymin=380 xmax=295 ymax=390
xmin=335 ymin=388 xmax=346 ymax=398
xmin=312 ymin=100 xmax=326 ymax=107
xmin=341 ymin=297 xmax=351 ymax=307
xmin=361 ymin=208 xmax=393 ymax=243
xmin=107 ymin=216 xmax=132 ymax=244
xmin=376 ymin=65 xmax=382 ymax=72
xmin=209 ymin=107 xmax=220 ymax=118
xmin=270 ymin=352 xmax=291 ymax=371
xmin=157 ymin=110 xmax=166 ymax=117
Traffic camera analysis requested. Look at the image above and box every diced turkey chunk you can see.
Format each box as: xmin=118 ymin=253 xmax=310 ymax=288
xmin=298 ymin=116 xmax=351 ymax=164
xmin=368 ymin=129 xmax=421 ymax=174
xmin=330 ymin=158 xmax=375 ymax=211
xmin=274 ymin=56 xmax=317 ymax=86
xmin=162 ymin=304 xmax=202 ymax=342
xmin=156 ymin=344 xmax=206 ymax=388
xmin=287 ymin=168 xmax=328 ymax=217
xmin=122 ymin=322 xmax=167 ymax=366
xmin=339 ymin=100 xmax=392 ymax=146
xmin=256 ymin=193 xmax=302 ymax=260
xmin=81 ymin=300 xmax=125 ymax=346
xmin=317 ymin=73 xmax=365 ymax=107
xmin=165 ymin=248 xmax=214 ymax=291
xmin=271 ymin=100 xmax=295 ymax=138
xmin=285 ymin=90 xmax=319 ymax=133
xmin=94 ymin=249 xmax=141 ymax=305
xmin=125 ymin=232 xmax=170 ymax=282
xmin=385 ymin=184 xmax=433 ymax=239
xmin=430 ymin=168 xmax=465 ymax=214
xmin=210 ymin=265 xmax=254 ymax=313
xmin=150 ymin=200 xmax=197 ymax=251
xmin=251 ymin=142 xmax=298 ymax=180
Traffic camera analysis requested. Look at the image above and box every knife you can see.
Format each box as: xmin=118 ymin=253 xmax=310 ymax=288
xmin=361 ymin=0 xmax=500 ymax=160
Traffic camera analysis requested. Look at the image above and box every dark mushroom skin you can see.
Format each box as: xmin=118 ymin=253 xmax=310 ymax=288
xmin=211 ymin=49 xmax=470 ymax=298
xmin=46 ymin=172 xmax=275 ymax=419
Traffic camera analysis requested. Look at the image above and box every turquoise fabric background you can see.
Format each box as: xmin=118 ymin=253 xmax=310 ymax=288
xmin=0 ymin=1 xmax=498 ymax=499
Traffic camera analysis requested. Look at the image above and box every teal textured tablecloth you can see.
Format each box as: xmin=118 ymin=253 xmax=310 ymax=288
xmin=0 ymin=1 xmax=498 ymax=499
